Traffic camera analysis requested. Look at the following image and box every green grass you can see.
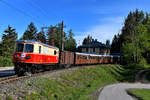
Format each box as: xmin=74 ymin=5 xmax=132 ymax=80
xmin=23 ymin=64 xmax=142 ymax=100
xmin=128 ymin=89 xmax=150 ymax=100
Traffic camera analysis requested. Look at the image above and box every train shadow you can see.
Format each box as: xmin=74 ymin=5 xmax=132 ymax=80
xmin=0 ymin=70 xmax=15 ymax=77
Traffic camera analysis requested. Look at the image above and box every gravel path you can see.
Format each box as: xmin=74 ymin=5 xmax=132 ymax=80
xmin=98 ymin=83 xmax=150 ymax=100
xmin=0 ymin=67 xmax=14 ymax=77
xmin=0 ymin=67 xmax=14 ymax=71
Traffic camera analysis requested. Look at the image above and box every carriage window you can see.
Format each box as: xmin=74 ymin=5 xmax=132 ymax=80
xmin=93 ymin=48 xmax=95 ymax=52
xmin=86 ymin=48 xmax=88 ymax=52
xmin=24 ymin=44 xmax=34 ymax=53
xmin=54 ymin=50 xmax=57 ymax=55
xmin=16 ymin=43 xmax=24 ymax=52
xmin=44 ymin=48 xmax=48 ymax=54
xmin=39 ymin=46 xmax=41 ymax=54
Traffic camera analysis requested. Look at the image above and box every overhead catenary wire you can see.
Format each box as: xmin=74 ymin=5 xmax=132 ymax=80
xmin=28 ymin=0 xmax=57 ymax=20
xmin=0 ymin=0 xmax=44 ymax=25
xmin=23 ymin=0 xmax=49 ymax=18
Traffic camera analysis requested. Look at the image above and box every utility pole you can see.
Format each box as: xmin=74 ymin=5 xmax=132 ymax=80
xmin=48 ymin=27 xmax=54 ymax=46
xmin=59 ymin=21 xmax=64 ymax=64
xmin=61 ymin=21 xmax=64 ymax=51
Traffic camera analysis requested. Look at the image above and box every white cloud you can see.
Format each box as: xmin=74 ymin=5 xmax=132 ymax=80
xmin=75 ymin=17 xmax=124 ymax=46
xmin=99 ymin=17 xmax=125 ymax=24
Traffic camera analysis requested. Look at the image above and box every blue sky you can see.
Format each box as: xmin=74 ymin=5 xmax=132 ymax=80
xmin=0 ymin=0 xmax=150 ymax=45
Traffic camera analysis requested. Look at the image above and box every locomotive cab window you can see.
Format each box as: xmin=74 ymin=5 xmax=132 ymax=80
xmin=15 ymin=43 xmax=24 ymax=52
xmin=54 ymin=50 xmax=57 ymax=55
xmin=24 ymin=44 xmax=34 ymax=53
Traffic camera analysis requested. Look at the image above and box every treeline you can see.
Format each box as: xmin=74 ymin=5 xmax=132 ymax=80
xmin=20 ymin=22 xmax=76 ymax=51
xmin=82 ymin=35 xmax=110 ymax=46
xmin=0 ymin=22 xmax=76 ymax=66
xmin=111 ymin=9 xmax=150 ymax=66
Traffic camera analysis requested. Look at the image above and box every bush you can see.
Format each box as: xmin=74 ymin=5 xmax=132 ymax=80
xmin=139 ymin=57 xmax=147 ymax=68
xmin=126 ymin=63 xmax=142 ymax=68
xmin=0 ymin=56 xmax=13 ymax=67
xmin=126 ymin=57 xmax=148 ymax=69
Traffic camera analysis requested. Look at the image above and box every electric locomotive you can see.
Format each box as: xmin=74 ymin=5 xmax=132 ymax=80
xmin=13 ymin=40 xmax=59 ymax=75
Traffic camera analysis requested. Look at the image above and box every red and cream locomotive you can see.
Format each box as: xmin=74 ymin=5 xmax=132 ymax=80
xmin=13 ymin=40 xmax=120 ymax=75
xmin=13 ymin=40 xmax=59 ymax=75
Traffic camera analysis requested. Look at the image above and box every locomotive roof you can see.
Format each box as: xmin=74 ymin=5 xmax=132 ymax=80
xmin=16 ymin=40 xmax=59 ymax=49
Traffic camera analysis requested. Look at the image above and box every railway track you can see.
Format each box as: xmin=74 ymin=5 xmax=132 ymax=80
xmin=0 ymin=75 xmax=29 ymax=85
xmin=0 ymin=75 xmax=17 ymax=82
xmin=0 ymin=70 xmax=54 ymax=85
xmin=0 ymin=65 xmax=98 ymax=85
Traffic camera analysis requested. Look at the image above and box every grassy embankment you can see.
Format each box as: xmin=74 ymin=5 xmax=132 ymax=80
xmin=128 ymin=89 xmax=150 ymax=100
xmin=0 ymin=56 xmax=13 ymax=67
xmin=20 ymin=64 xmax=144 ymax=100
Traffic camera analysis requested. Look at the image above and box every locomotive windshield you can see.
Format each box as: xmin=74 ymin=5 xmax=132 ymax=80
xmin=15 ymin=43 xmax=34 ymax=53
xmin=15 ymin=43 xmax=24 ymax=52
xmin=24 ymin=44 xmax=34 ymax=53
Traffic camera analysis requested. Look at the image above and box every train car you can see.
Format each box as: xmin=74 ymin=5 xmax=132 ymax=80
xmin=110 ymin=56 xmax=113 ymax=64
xmin=13 ymin=40 xmax=120 ymax=75
xmin=75 ymin=53 xmax=107 ymax=65
xmin=13 ymin=40 xmax=59 ymax=75
xmin=59 ymin=51 xmax=74 ymax=67
xmin=74 ymin=53 xmax=120 ymax=65
xmin=113 ymin=55 xmax=120 ymax=64
xmin=75 ymin=53 xmax=90 ymax=65
xmin=89 ymin=54 xmax=102 ymax=64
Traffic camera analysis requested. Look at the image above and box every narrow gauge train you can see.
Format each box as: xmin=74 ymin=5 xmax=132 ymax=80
xmin=13 ymin=40 xmax=120 ymax=75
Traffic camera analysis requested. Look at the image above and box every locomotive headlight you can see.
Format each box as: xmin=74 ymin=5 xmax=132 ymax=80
xmin=21 ymin=53 xmax=26 ymax=58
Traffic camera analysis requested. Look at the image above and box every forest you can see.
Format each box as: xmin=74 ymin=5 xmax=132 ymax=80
xmin=111 ymin=9 xmax=150 ymax=66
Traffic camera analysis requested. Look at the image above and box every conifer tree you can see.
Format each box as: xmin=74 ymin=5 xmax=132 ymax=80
xmin=36 ymin=32 xmax=46 ymax=43
xmin=21 ymin=22 xmax=37 ymax=40
xmin=64 ymin=29 xmax=76 ymax=51
xmin=106 ymin=40 xmax=110 ymax=47
xmin=111 ymin=34 xmax=121 ymax=53
xmin=82 ymin=35 xmax=92 ymax=44
xmin=1 ymin=25 xmax=17 ymax=57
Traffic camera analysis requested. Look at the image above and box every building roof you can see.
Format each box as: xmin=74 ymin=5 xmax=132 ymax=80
xmin=78 ymin=41 xmax=110 ymax=48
